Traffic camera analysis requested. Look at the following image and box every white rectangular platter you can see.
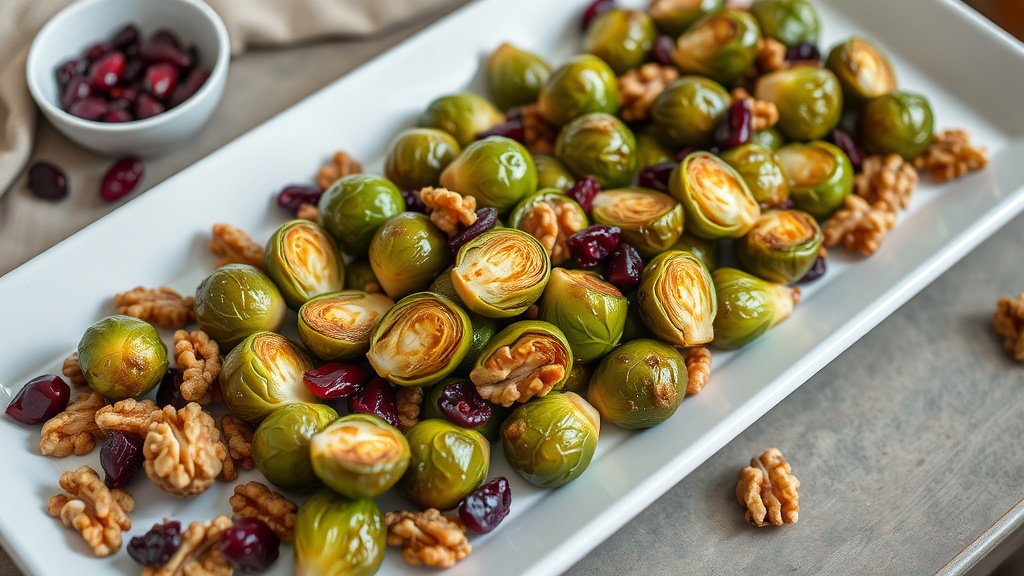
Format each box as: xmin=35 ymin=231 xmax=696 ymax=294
xmin=3 ymin=0 xmax=1024 ymax=574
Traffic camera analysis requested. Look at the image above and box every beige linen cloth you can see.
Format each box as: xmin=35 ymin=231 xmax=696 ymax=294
xmin=0 ymin=0 xmax=458 ymax=195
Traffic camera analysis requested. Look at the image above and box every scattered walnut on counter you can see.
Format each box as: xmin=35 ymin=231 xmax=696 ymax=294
xmin=993 ymin=293 xmax=1024 ymax=361
xmin=736 ymin=448 xmax=800 ymax=528
xmin=419 ymin=187 xmax=478 ymax=237
xmin=518 ymin=103 xmax=558 ymax=156
xmin=618 ymin=63 xmax=680 ymax=123
xmin=317 ymin=151 xmax=363 ymax=190
xmin=822 ymin=194 xmax=897 ymax=256
xmin=142 ymin=516 xmax=234 ymax=576
xmin=209 ymin=223 xmax=264 ymax=269
xmin=48 ymin=466 xmax=134 ymax=556
xmin=143 ymin=403 xmax=227 ymax=497
xmin=229 ymin=481 xmax=297 ymax=542
xmin=913 ymin=129 xmax=989 ymax=183
xmin=62 ymin=353 xmax=87 ymax=386
xmin=40 ymin=391 xmax=107 ymax=457
xmin=395 ymin=386 xmax=424 ymax=433
xmin=386 ymin=508 xmax=471 ymax=569
xmin=114 ymin=286 xmax=196 ymax=329
xmin=296 ymin=202 xmax=319 ymax=221
xmin=220 ymin=414 xmax=255 ymax=478
xmin=681 ymin=346 xmax=712 ymax=395
xmin=174 ymin=329 xmax=221 ymax=404
xmin=855 ymin=154 xmax=919 ymax=211
xmin=95 ymin=398 xmax=158 ymax=437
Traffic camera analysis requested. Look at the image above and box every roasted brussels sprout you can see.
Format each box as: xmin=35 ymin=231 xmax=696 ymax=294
xmin=590 ymin=188 xmax=684 ymax=257
xmin=670 ymin=151 xmax=761 ymax=240
xmin=637 ymin=250 xmax=717 ymax=346
xmin=509 ymin=190 xmax=588 ymax=265
xmin=487 ymin=43 xmax=552 ymax=111
xmin=749 ymin=0 xmax=820 ymax=46
xmin=635 ymin=130 xmax=675 ymax=168
xmin=419 ymin=92 xmax=505 ymax=147
xmin=365 ymin=292 xmax=472 ymax=388
xmin=310 ymin=414 xmax=410 ymax=499
xmin=672 ymin=10 xmax=761 ymax=85
xmin=470 ymin=320 xmax=573 ymax=406
xmin=500 ymin=392 xmax=600 ymax=488
xmin=77 ymin=315 xmax=168 ymax=401
xmin=451 ymin=228 xmax=550 ymax=318
xmin=440 ymin=136 xmax=538 ymax=214
xmin=775 ymin=141 xmax=853 ymax=219
xmin=253 ymin=403 xmax=338 ymax=492
xmin=559 ymin=362 xmax=595 ymax=396
xmin=297 ymin=291 xmax=395 ymax=361
xmin=293 ymin=489 xmax=385 ymax=576
xmin=650 ymin=76 xmax=730 ymax=149
xmin=264 ymin=220 xmax=345 ymax=310
xmin=555 ymin=113 xmax=638 ymax=189
xmin=622 ymin=300 xmax=654 ymax=342
xmin=584 ymin=9 xmax=657 ymax=74
xmin=858 ymin=91 xmax=935 ymax=161
xmin=318 ymin=174 xmax=406 ymax=257
xmin=401 ymin=419 xmax=490 ymax=510
xmin=588 ymin=339 xmax=686 ymax=428
xmin=458 ymin=313 xmax=500 ymax=375
xmin=533 ymin=154 xmax=576 ymax=191
xmin=538 ymin=269 xmax=627 ymax=363
xmin=750 ymin=127 xmax=787 ymax=151
xmin=670 ymin=232 xmax=719 ymax=271
xmin=755 ymin=67 xmax=843 ymax=141
xmin=720 ymin=143 xmax=791 ymax=209
xmin=220 ymin=331 xmax=317 ymax=425
xmin=538 ymin=54 xmax=619 ymax=127
xmin=195 ymin=264 xmax=287 ymax=350
xmin=368 ymin=212 xmax=451 ymax=299
xmin=712 ymin=267 xmax=800 ymax=349
xmin=344 ymin=258 xmax=382 ymax=294
xmin=826 ymin=37 xmax=897 ymax=103
xmin=383 ymin=128 xmax=461 ymax=191
xmin=736 ymin=209 xmax=823 ymax=283
xmin=649 ymin=0 xmax=725 ymax=37
xmin=422 ymin=378 xmax=510 ymax=441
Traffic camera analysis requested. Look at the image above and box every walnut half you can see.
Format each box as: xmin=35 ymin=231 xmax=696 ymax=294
xmin=142 ymin=516 xmax=234 ymax=576
xmin=993 ymin=293 xmax=1024 ymax=361
xmin=736 ymin=448 xmax=800 ymax=527
xmin=48 ymin=466 xmax=134 ymax=556
xmin=229 ymin=481 xmax=297 ymax=542
xmin=40 ymin=391 xmax=107 ymax=457
xmin=469 ymin=332 xmax=569 ymax=407
xmin=143 ymin=403 xmax=227 ymax=497
xmin=386 ymin=509 xmax=471 ymax=569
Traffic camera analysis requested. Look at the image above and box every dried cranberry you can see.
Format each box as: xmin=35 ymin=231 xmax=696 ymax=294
xmin=84 ymin=42 xmax=111 ymax=63
xmin=156 ymin=368 xmax=187 ymax=409
xmin=400 ymin=188 xmax=430 ymax=215
xmin=112 ymin=24 xmax=140 ymax=50
xmin=121 ymin=57 xmax=145 ymax=85
xmin=784 ymin=42 xmax=821 ymax=63
xmin=219 ymin=517 xmax=280 ymax=573
xmin=606 ymin=243 xmax=643 ymax=291
xmin=140 ymin=40 xmax=192 ymax=69
xmin=169 ymin=68 xmax=210 ymax=107
xmin=151 ymin=29 xmax=182 ymax=49
xmin=60 ymin=76 xmax=91 ymax=110
xmin=827 ymin=127 xmax=865 ymax=172
xmin=652 ymin=34 xmax=676 ymax=66
xmin=347 ymin=377 xmax=399 ymax=427
xmin=68 ymin=97 xmax=110 ymax=121
xmin=303 ymin=363 xmax=369 ymax=399
xmin=435 ymin=380 xmax=492 ymax=428
xmin=128 ymin=521 xmax=182 ymax=567
xmin=797 ymin=255 xmax=826 ymax=283
xmin=135 ymin=92 xmax=165 ymax=120
xmin=567 ymin=225 xmax=621 ymax=268
xmin=568 ymin=176 xmax=601 ymax=213
xmin=581 ymin=0 xmax=615 ymax=30
xmin=476 ymin=120 xmax=525 ymax=144
xmin=459 ymin=477 xmax=511 ymax=534
xmin=100 ymin=156 xmax=145 ymax=201
xmin=27 ymin=162 xmax=69 ymax=200
xmin=143 ymin=63 xmax=179 ymax=100
xmin=5 ymin=374 xmax=69 ymax=424
xmin=55 ymin=59 xmax=86 ymax=89
xmin=100 ymin=430 xmax=143 ymax=489
xmin=87 ymin=51 xmax=125 ymax=92
xmin=277 ymin=185 xmax=323 ymax=214
xmin=103 ymin=109 xmax=133 ymax=123
xmin=674 ymin=146 xmax=700 ymax=162
xmin=449 ymin=207 xmax=499 ymax=253
xmin=715 ymin=99 xmax=753 ymax=150
xmin=638 ymin=161 xmax=677 ymax=193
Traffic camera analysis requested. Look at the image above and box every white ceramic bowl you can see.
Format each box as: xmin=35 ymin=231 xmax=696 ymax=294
xmin=26 ymin=0 xmax=230 ymax=156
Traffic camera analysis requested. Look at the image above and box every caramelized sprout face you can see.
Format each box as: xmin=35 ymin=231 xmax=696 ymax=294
xmin=297 ymin=291 xmax=395 ymax=361
xmin=538 ymin=269 xmax=628 ymax=363
xmin=253 ymin=403 xmax=339 ymax=492
xmin=588 ymin=339 xmax=687 ymax=429
xmin=650 ymin=76 xmax=730 ymax=149
xmin=439 ymin=136 xmax=538 ymax=214
xmin=368 ymin=212 xmax=451 ymax=299
xmin=293 ymin=489 xmax=386 ymax=576
xmin=400 ymin=419 xmax=490 ymax=510
xmin=500 ymin=392 xmax=600 ymax=488
xmin=736 ymin=209 xmax=823 ymax=284
xmin=77 ymin=315 xmax=168 ymax=401
xmin=775 ymin=141 xmax=853 ymax=219
xmin=194 ymin=264 xmax=288 ymax=351
xmin=749 ymin=0 xmax=820 ymax=46
xmin=318 ymin=174 xmax=406 ymax=257
xmin=419 ymin=92 xmax=505 ymax=147
xmin=826 ymin=37 xmax=897 ymax=103
xmin=383 ymin=128 xmax=461 ymax=191
xmin=583 ymin=9 xmax=657 ymax=74
xmin=858 ymin=91 xmax=935 ymax=161
xmin=309 ymin=413 xmax=411 ymax=499
xmin=755 ymin=67 xmax=843 ymax=141
xmin=264 ymin=220 xmax=345 ymax=310
xmin=470 ymin=320 xmax=573 ymax=407
xmin=637 ymin=250 xmax=717 ymax=346
xmin=487 ymin=43 xmax=552 ymax=111
xmin=712 ymin=267 xmax=800 ymax=349
xmin=451 ymin=228 xmax=551 ymax=318
xmin=672 ymin=10 xmax=761 ymax=85
xmin=538 ymin=54 xmax=620 ymax=127
xmin=555 ymin=112 xmax=638 ymax=189
xmin=590 ymin=188 xmax=684 ymax=257
xmin=649 ymin=0 xmax=726 ymax=37
xmin=720 ymin=143 xmax=792 ymax=209
xmin=671 ymin=152 xmax=761 ymax=239
xmin=220 ymin=331 xmax=318 ymax=425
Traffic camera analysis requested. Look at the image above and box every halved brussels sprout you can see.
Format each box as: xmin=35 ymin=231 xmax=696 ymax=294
xmin=500 ymin=392 xmax=600 ymax=488
xmin=559 ymin=362 xmax=595 ymax=396
xmin=422 ymin=378 xmax=510 ymax=441
xmin=858 ymin=91 xmax=935 ymax=161
xmin=670 ymin=232 xmax=719 ymax=271
xmin=195 ymin=264 xmax=287 ymax=350
xmin=318 ymin=174 xmax=406 ymax=257
xmin=451 ymin=228 xmax=550 ymax=318
xmin=826 ymin=37 xmax=897 ymax=103
xmin=672 ymin=10 xmax=761 ymax=85
xmin=584 ymin=9 xmax=657 ymax=74
xmin=264 ymin=220 xmax=345 ymax=310
xmin=365 ymin=292 xmax=471 ymax=388
xmin=368 ymin=212 xmax=451 ymax=299
xmin=293 ymin=489 xmax=385 ymax=576
xmin=401 ymin=419 xmax=490 ymax=510
xmin=221 ymin=331 xmax=317 ymax=425
xmin=555 ymin=113 xmax=638 ymax=189
xmin=344 ymin=258 xmax=382 ymax=294
xmin=487 ymin=43 xmax=552 ymax=111
xmin=298 ymin=291 xmax=395 ymax=361
xmin=636 ymin=130 xmax=675 ymax=169
xmin=712 ymin=267 xmax=800 ymax=349
xmin=736 ymin=209 xmax=822 ymax=283
xmin=439 ymin=136 xmax=538 ymax=214
xmin=750 ymin=127 xmax=787 ymax=151
xmin=419 ymin=92 xmax=505 ymax=147
xmin=383 ymin=128 xmax=461 ymax=191
xmin=755 ymin=67 xmax=843 ymax=141
xmin=650 ymin=76 xmax=730 ymax=149
xmin=637 ymin=250 xmax=717 ymax=346
xmin=749 ymin=0 xmax=820 ymax=46
xmin=470 ymin=320 xmax=573 ymax=407
xmin=671 ymin=152 xmax=761 ymax=240
xmin=509 ymin=190 xmax=588 ymax=266
xmin=591 ymin=188 xmax=684 ymax=257
xmin=588 ymin=339 xmax=686 ymax=428
xmin=253 ymin=403 xmax=338 ymax=492
xmin=538 ymin=54 xmax=619 ymax=127
xmin=310 ymin=413 xmax=410 ymax=499
xmin=538 ymin=269 xmax=627 ymax=363
xmin=649 ymin=0 xmax=725 ymax=37
xmin=720 ymin=143 xmax=791 ymax=209
xmin=77 ymin=315 xmax=168 ymax=401
xmin=534 ymin=154 xmax=576 ymax=191
xmin=775 ymin=141 xmax=853 ymax=219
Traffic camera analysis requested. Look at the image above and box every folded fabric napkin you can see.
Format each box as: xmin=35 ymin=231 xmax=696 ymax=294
xmin=0 ymin=0 xmax=458 ymax=196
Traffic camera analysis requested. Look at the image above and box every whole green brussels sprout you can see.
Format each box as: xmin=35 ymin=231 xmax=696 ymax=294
xmin=755 ymin=67 xmax=843 ymax=141
xmin=297 ymin=291 xmax=394 ymax=361
xmin=635 ymin=130 xmax=675 ymax=169
xmin=670 ymin=151 xmax=761 ymax=240
xmin=650 ymin=76 xmax=730 ymax=149
xmin=559 ymin=362 xmax=595 ymax=396
xmin=826 ymin=37 xmax=897 ymax=103
xmin=649 ymin=0 xmax=725 ymax=37
xmin=584 ymin=9 xmax=657 ymax=74
xmin=736 ymin=209 xmax=822 ymax=283
xmin=383 ymin=128 xmax=461 ymax=191
xmin=458 ymin=313 xmax=499 ymax=375
xmin=538 ymin=55 xmax=619 ymax=127
xmin=470 ymin=320 xmax=573 ymax=406
xmin=252 ymin=403 xmax=338 ymax=492
xmin=538 ymin=268 xmax=627 ymax=363
xmin=672 ymin=10 xmax=761 ymax=85
xmin=440 ymin=136 xmax=538 ymax=214
xmin=712 ymin=267 xmax=800 ymax=349
xmin=220 ymin=331 xmax=317 ymax=425
xmin=343 ymin=258 xmax=382 ymax=294
xmin=293 ymin=489 xmax=385 ymax=576
xmin=509 ymin=190 xmax=588 ymax=266
xmin=750 ymin=127 xmax=788 ymax=151
xmin=422 ymin=378 xmax=511 ymax=441
xmin=318 ymin=174 xmax=405 ymax=257
xmin=451 ymin=228 xmax=550 ymax=318
xmin=670 ymin=232 xmax=719 ymax=271
xmin=419 ymin=92 xmax=505 ymax=147
xmin=401 ymin=419 xmax=490 ymax=510
xmin=858 ymin=91 xmax=935 ymax=161
xmin=555 ymin=112 xmax=638 ymax=189
xmin=486 ymin=43 xmax=552 ymax=111
xmin=749 ymin=0 xmax=820 ymax=46
xmin=194 ymin=264 xmax=287 ymax=350
xmin=621 ymin=299 xmax=654 ymax=342
xmin=533 ymin=154 xmax=576 ymax=191
xmin=591 ymin=188 xmax=684 ymax=258
xmin=77 ymin=315 xmax=168 ymax=401
xmin=500 ymin=392 xmax=600 ymax=488
xmin=588 ymin=339 xmax=687 ymax=428
xmin=368 ymin=212 xmax=451 ymax=299
xmin=720 ymin=143 xmax=791 ymax=209
xmin=775 ymin=141 xmax=853 ymax=219
xmin=637 ymin=250 xmax=717 ymax=346
xmin=264 ymin=219 xmax=345 ymax=310
xmin=310 ymin=413 xmax=410 ymax=499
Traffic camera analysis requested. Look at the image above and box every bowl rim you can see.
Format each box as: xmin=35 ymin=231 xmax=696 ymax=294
xmin=25 ymin=0 xmax=231 ymax=133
